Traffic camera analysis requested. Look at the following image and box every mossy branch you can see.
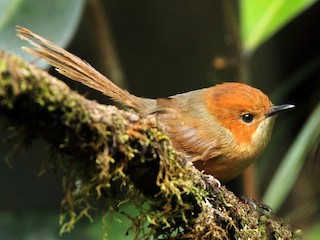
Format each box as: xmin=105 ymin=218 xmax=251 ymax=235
xmin=0 ymin=51 xmax=299 ymax=239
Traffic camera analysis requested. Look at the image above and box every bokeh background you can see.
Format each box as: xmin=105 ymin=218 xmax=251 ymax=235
xmin=0 ymin=0 xmax=319 ymax=239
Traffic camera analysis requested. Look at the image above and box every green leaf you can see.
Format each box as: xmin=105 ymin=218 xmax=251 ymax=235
xmin=262 ymin=103 xmax=320 ymax=211
xmin=0 ymin=0 xmax=85 ymax=68
xmin=241 ymin=0 xmax=317 ymax=55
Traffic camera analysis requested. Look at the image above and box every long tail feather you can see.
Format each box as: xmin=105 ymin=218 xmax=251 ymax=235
xmin=16 ymin=26 xmax=155 ymax=112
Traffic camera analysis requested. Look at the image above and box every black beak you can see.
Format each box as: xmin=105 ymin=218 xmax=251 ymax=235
xmin=266 ymin=104 xmax=295 ymax=118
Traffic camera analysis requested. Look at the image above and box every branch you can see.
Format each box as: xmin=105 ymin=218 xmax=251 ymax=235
xmin=0 ymin=51 xmax=299 ymax=239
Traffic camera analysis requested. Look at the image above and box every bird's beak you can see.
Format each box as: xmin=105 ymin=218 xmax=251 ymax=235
xmin=266 ymin=104 xmax=295 ymax=118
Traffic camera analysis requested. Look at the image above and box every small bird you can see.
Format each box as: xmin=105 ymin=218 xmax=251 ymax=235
xmin=17 ymin=27 xmax=294 ymax=182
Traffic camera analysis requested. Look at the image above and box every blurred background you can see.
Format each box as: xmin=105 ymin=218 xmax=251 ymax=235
xmin=0 ymin=0 xmax=319 ymax=239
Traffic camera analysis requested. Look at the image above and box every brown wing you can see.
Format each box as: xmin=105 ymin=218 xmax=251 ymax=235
xmin=155 ymin=97 xmax=223 ymax=161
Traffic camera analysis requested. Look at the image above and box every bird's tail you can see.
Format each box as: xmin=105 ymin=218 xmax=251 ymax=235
xmin=16 ymin=26 xmax=156 ymax=113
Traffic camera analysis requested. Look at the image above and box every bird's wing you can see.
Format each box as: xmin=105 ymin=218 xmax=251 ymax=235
xmin=154 ymin=98 xmax=223 ymax=160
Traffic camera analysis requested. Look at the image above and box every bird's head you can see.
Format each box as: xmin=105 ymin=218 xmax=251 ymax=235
xmin=205 ymin=82 xmax=294 ymax=158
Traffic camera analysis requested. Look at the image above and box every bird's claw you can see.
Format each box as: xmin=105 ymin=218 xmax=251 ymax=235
xmin=202 ymin=171 xmax=221 ymax=188
xmin=240 ymin=196 xmax=257 ymax=210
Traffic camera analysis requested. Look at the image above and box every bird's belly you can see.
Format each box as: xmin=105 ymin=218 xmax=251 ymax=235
xmin=193 ymin=156 xmax=254 ymax=182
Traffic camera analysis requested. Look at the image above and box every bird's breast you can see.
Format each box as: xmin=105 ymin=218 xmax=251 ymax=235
xmin=193 ymin=154 xmax=254 ymax=182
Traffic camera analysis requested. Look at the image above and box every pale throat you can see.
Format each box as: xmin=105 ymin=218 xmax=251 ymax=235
xmin=249 ymin=117 xmax=275 ymax=156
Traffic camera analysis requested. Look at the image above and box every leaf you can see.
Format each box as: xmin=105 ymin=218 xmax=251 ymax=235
xmin=262 ymin=103 xmax=320 ymax=211
xmin=241 ymin=0 xmax=317 ymax=55
xmin=0 ymin=0 xmax=85 ymax=68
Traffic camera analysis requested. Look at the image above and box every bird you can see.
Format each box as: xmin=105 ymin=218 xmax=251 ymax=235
xmin=16 ymin=27 xmax=295 ymax=182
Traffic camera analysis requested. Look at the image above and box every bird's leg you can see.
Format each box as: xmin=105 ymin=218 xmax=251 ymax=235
xmin=201 ymin=171 xmax=221 ymax=188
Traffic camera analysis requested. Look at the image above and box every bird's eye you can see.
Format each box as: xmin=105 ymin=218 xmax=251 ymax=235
xmin=241 ymin=113 xmax=254 ymax=123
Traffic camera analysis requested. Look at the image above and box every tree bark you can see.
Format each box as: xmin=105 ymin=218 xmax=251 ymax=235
xmin=0 ymin=51 xmax=299 ymax=239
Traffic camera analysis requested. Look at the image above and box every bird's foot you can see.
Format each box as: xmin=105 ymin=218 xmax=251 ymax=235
xmin=202 ymin=171 xmax=221 ymax=188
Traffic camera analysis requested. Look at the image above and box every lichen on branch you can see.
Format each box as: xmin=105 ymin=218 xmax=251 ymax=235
xmin=0 ymin=51 xmax=299 ymax=239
